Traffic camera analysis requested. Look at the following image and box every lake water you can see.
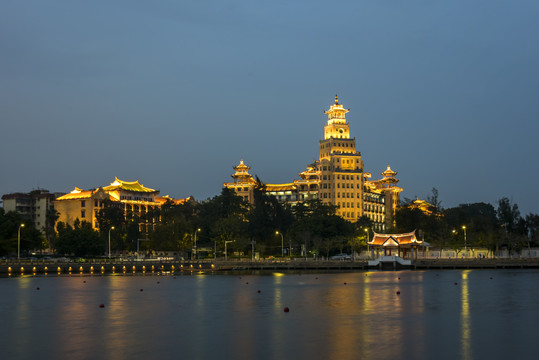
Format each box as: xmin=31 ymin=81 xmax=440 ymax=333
xmin=1 ymin=269 xmax=539 ymax=360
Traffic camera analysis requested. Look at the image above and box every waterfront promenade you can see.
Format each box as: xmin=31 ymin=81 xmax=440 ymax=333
xmin=3 ymin=257 xmax=539 ymax=274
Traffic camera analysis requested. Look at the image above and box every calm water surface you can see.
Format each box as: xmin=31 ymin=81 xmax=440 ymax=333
xmin=1 ymin=270 xmax=539 ymax=360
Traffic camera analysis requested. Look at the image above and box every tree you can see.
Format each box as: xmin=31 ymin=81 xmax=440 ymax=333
xmin=55 ymin=220 xmax=102 ymax=257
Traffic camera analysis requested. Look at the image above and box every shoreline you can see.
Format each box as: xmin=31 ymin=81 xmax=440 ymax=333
xmin=2 ymin=258 xmax=539 ymax=275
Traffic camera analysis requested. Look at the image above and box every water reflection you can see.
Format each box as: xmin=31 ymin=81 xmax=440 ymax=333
xmin=461 ymin=270 xmax=471 ymax=360
xmin=3 ymin=270 xmax=539 ymax=359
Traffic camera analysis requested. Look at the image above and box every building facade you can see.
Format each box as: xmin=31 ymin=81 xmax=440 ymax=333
xmin=1 ymin=189 xmax=63 ymax=233
xmin=54 ymin=177 xmax=191 ymax=231
xmin=224 ymin=96 xmax=402 ymax=231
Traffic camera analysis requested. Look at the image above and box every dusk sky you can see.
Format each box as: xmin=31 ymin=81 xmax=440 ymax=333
xmin=1 ymin=1 xmax=539 ymax=214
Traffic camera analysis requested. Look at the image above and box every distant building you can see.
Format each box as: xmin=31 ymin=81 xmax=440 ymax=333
xmin=54 ymin=177 xmax=193 ymax=231
xmin=224 ymin=96 xmax=402 ymax=231
xmin=1 ymin=189 xmax=63 ymax=233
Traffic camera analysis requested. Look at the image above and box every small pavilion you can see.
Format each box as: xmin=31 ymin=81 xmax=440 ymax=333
xmin=367 ymin=230 xmax=425 ymax=260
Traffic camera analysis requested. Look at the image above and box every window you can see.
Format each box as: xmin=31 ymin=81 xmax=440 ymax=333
xmin=94 ymin=200 xmax=98 ymax=207
xmin=81 ymin=210 xmax=86 ymax=218
xmin=81 ymin=201 xmax=85 ymax=207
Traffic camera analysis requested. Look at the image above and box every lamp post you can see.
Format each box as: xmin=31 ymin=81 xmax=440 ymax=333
xmin=462 ymin=225 xmax=467 ymax=256
xmin=364 ymin=228 xmax=369 ymax=260
xmin=18 ymin=223 xmax=25 ymax=260
xmin=193 ymin=228 xmax=201 ymax=260
xmin=276 ymin=231 xmax=284 ymax=258
xmin=108 ymin=226 xmax=115 ymax=259
xmin=224 ymin=240 xmax=234 ymax=261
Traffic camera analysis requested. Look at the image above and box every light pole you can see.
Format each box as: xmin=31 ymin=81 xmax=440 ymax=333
xmin=276 ymin=231 xmax=284 ymax=258
xmin=193 ymin=228 xmax=201 ymax=260
xmin=462 ymin=225 xmax=467 ymax=256
xmin=18 ymin=223 xmax=25 ymax=260
xmin=108 ymin=226 xmax=115 ymax=259
xmin=364 ymin=228 xmax=369 ymax=260
xmin=224 ymin=240 xmax=234 ymax=261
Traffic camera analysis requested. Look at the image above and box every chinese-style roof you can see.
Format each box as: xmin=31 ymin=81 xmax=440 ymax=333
xmin=56 ymin=187 xmax=94 ymax=200
xmin=265 ymin=183 xmax=297 ymax=192
xmin=368 ymin=230 xmax=422 ymax=247
xmin=155 ymin=195 xmax=195 ymax=205
xmin=324 ymin=94 xmax=350 ymax=121
xmin=381 ymin=165 xmax=397 ymax=178
xmin=102 ymin=177 xmax=157 ymax=193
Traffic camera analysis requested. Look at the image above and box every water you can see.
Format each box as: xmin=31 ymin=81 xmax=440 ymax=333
xmin=1 ymin=270 xmax=539 ymax=360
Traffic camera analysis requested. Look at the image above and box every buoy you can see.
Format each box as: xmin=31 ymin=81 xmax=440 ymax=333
xmin=83 ymin=280 xmax=86 ymax=283
xmin=315 ymin=277 xmax=318 ymax=280
xmin=140 ymin=289 xmax=143 ymax=292
xmin=284 ymin=307 xmax=290 ymax=313
xmin=257 ymin=290 xmax=261 ymax=293
xmin=36 ymin=287 xmax=40 ymax=290
xmin=396 ymin=291 xmax=400 ymax=295
xmin=99 ymin=304 xmax=105 ymax=308
xmin=398 ymin=277 xmax=401 ymax=280
xmin=490 ymin=277 xmax=493 ymax=280
xmin=454 ymin=282 xmax=458 ymax=285
xmin=245 ymin=282 xmax=249 ymax=284
xmin=344 ymin=282 xmax=347 ymax=285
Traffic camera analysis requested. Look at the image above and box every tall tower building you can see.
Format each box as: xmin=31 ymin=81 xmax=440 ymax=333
xmin=318 ymin=95 xmax=364 ymax=221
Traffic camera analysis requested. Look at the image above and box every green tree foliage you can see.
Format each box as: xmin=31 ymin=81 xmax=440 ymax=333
xmin=0 ymin=209 xmax=43 ymax=256
xmin=55 ymin=219 xmax=102 ymax=257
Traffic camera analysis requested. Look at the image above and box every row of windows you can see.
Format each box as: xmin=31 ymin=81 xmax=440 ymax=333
xmin=119 ymin=195 xmax=154 ymax=202
xmin=321 ymin=141 xmax=354 ymax=149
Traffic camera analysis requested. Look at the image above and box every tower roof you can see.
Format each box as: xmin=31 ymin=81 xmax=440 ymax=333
xmin=324 ymin=94 xmax=350 ymax=123
xmin=381 ymin=165 xmax=397 ymax=178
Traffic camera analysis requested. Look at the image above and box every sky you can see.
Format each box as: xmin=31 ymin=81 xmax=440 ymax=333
xmin=1 ymin=0 xmax=539 ymax=214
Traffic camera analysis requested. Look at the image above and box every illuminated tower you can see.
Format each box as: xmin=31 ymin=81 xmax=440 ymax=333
xmin=318 ymin=95 xmax=364 ymax=221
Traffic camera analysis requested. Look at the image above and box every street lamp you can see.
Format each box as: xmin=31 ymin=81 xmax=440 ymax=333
xmin=18 ymin=223 xmax=25 ymax=260
xmin=276 ymin=231 xmax=284 ymax=258
xmin=108 ymin=226 xmax=115 ymax=259
xmin=462 ymin=225 xmax=467 ymax=255
xmin=224 ymin=240 xmax=234 ymax=261
xmin=364 ymin=228 xmax=369 ymax=260
xmin=193 ymin=228 xmax=201 ymax=260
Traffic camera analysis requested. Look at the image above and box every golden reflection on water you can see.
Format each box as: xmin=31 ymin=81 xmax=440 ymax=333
xmin=461 ymin=270 xmax=471 ymax=360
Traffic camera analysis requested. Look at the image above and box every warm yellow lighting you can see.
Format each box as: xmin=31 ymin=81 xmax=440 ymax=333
xmin=273 ymin=272 xmax=285 ymax=277
xmin=57 ymin=267 xmax=61 ymax=272
xmin=20 ymin=223 xmax=25 ymax=228
xmin=44 ymin=267 xmax=48 ymax=272
xmin=20 ymin=267 xmax=24 ymax=273
xmin=111 ymin=226 xmax=115 ymax=230
xmin=79 ymin=266 xmax=83 ymax=272
xmin=462 ymin=225 xmax=466 ymax=230
xmin=142 ymin=265 xmax=146 ymax=271
xmin=171 ymin=265 xmax=175 ymax=270
xmin=68 ymin=267 xmax=72 ymax=272
xmin=8 ymin=267 xmax=12 ymax=272
xmin=32 ymin=267 xmax=36 ymax=272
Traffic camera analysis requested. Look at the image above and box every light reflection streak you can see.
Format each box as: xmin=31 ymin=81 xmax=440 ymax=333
xmin=461 ymin=270 xmax=471 ymax=360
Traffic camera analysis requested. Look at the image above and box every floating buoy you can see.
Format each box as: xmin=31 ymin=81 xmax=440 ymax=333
xmin=36 ymin=287 xmax=40 ymax=290
xmin=398 ymin=277 xmax=401 ymax=280
xmin=344 ymin=282 xmax=347 ymax=285
xmin=284 ymin=307 xmax=290 ymax=313
xmin=257 ymin=290 xmax=261 ymax=293
xmin=245 ymin=282 xmax=249 ymax=284
xmin=454 ymin=282 xmax=458 ymax=285
xmin=140 ymin=288 xmax=143 ymax=292
xmin=83 ymin=280 xmax=86 ymax=283
xmin=99 ymin=304 xmax=105 ymax=308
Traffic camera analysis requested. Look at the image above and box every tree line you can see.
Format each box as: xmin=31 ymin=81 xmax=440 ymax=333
xmin=393 ymin=188 xmax=539 ymax=255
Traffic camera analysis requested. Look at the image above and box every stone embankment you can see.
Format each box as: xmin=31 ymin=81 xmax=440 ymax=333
xmin=2 ymin=258 xmax=539 ymax=275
